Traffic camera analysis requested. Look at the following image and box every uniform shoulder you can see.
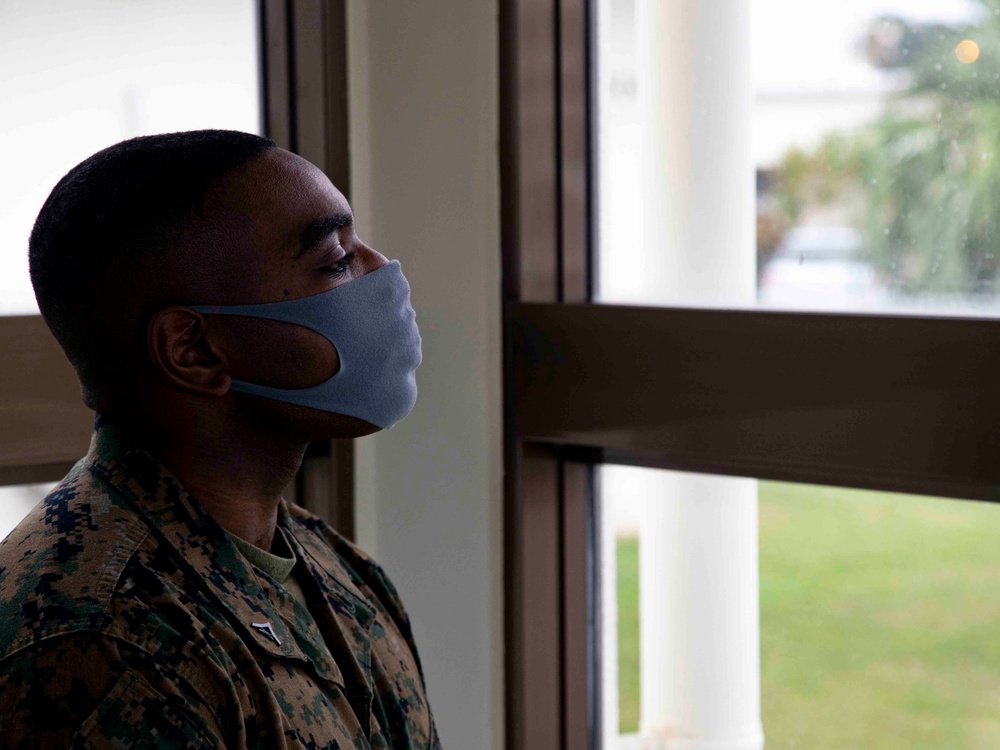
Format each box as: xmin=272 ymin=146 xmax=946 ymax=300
xmin=285 ymin=502 xmax=413 ymax=633
xmin=0 ymin=462 xmax=150 ymax=659
xmin=285 ymin=502 xmax=387 ymax=581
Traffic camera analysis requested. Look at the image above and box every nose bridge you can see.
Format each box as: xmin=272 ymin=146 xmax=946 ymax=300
xmin=359 ymin=244 xmax=390 ymax=275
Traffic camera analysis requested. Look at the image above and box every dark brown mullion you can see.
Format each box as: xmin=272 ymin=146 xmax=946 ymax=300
xmin=263 ymin=0 xmax=355 ymax=536
xmin=261 ymin=0 xmax=350 ymax=249
xmin=500 ymin=0 xmax=560 ymax=304
xmin=503 ymin=0 xmax=597 ymax=745
xmin=506 ymin=443 xmax=564 ymax=750
xmin=289 ymin=0 xmax=325 ymax=165
xmin=561 ymin=460 xmax=594 ymax=749
xmin=296 ymin=439 xmax=355 ymax=540
xmin=289 ymin=0 xmax=349 ymax=186
xmin=261 ymin=0 xmax=292 ymax=150
xmin=558 ymin=0 xmax=591 ymax=304
xmin=320 ymin=1 xmax=350 ymax=193
xmin=501 ymin=0 xmax=569 ymax=746
xmin=557 ymin=0 xmax=596 ymax=745
xmin=512 ymin=302 xmax=1000 ymax=502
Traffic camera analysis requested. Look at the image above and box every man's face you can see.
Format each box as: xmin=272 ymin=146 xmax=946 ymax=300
xmin=197 ymin=148 xmax=390 ymax=439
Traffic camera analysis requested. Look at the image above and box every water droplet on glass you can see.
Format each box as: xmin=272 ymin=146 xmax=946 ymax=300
xmin=883 ymin=227 xmax=890 ymax=235
xmin=935 ymin=63 xmax=943 ymax=71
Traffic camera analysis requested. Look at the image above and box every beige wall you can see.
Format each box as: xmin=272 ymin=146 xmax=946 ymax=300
xmin=347 ymin=2 xmax=503 ymax=748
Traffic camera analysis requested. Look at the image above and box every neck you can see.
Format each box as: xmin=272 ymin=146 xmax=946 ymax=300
xmin=126 ymin=406 xmax=307 ymax=552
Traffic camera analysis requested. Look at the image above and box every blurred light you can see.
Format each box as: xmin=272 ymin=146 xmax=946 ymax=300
xmin=956 ymin=40 xmax=980 ymax=64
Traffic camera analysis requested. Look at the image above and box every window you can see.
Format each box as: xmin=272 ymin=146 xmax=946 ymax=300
xmin=500 ymin=1 xmax=1000 ymax=747
xmin=602 ymin=469 xmax=1000 ymax=748
xmin=0 ymin=0 xmax=261 ymax=532
xmin=0 ymin=483 xmax=55 ymax=540
xmin=0 ymin=0 xmax=261 ymax=316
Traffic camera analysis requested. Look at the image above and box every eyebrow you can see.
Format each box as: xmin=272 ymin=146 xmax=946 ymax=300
xmin=295 ymin=213 xmax=354 ymax=259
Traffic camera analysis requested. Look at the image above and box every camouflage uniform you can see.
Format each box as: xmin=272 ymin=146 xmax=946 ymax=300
xmin=0 ymin=418 xmax=440 ymax=748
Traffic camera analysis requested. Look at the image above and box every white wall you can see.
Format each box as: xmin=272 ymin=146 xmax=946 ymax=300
xmin=347 ymin=2 xmax=503 ymax=748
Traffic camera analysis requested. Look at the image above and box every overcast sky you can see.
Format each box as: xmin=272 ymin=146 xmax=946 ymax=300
xmin=754 ymin=0 xmax=980 ymax=92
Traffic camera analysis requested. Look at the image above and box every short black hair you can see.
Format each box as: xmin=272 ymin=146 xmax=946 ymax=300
xmin=29 ymin=129 xmax=276 ymax=409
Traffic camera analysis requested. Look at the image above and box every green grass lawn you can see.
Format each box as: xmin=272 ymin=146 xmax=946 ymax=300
xmin=617 ymin=534 xmax=641 ymax=733
xmin=616 ymin=481 xmax=1000 ymax=747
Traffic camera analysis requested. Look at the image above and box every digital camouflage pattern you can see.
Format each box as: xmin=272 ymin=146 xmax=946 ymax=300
xmin=0 ymin=418 xmax=440 ymax=748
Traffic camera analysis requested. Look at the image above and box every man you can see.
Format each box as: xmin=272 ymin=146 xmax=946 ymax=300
xmin=0 ymin=130 xmax=438 ymax=748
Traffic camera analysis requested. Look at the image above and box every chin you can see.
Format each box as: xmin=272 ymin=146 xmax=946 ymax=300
xmin=250 ymin=399 xmax=383 ymax=441
xmin=298 ymin=408 xmax=382 ymax=441
xmin=324 ymin=414 xmax=383 ymax=439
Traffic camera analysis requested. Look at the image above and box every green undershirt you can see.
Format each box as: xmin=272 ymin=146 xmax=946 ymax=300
xmin=228 ymin=527 xmax=310 ymax=611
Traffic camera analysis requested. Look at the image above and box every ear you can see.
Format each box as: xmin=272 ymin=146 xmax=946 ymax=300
xmin=147 ymin=306 xmax=232 ymax=397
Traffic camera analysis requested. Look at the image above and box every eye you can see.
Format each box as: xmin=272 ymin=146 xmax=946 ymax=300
xmin=322 ymin=252 xmax=356 ymax=278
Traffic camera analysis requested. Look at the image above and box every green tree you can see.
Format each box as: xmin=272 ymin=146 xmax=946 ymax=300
xmin=775 ymin=0 xmax=1000 ymax=295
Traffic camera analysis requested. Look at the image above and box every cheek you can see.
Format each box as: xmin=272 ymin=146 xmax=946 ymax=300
xmin=213 ymin=317 xmax=340 ymax=389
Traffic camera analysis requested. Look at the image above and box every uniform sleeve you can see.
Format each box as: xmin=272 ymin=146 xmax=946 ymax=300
xmin=429 ymin=713 xmax=443 ymax=749
xmin=0 ymin=633 xmax=225 ymax=749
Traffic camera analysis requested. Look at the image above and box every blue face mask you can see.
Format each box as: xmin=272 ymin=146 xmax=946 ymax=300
xmin=190 ymin=260 xmax=421 ymax=429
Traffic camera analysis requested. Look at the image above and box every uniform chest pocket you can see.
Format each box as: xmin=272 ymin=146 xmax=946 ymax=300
xmin=73 ymin=669 xmax=217 ymax=749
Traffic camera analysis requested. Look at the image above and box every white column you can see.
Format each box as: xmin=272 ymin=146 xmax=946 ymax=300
xmin=635 ymin=0 xmax=756 ymax=308
xmin=639 ymin=476 xmax=762 ymax=750
xmin=631 ymin=0 xmax=762 ymax=748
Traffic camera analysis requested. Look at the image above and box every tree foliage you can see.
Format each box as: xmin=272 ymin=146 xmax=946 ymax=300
xmin=774 ymin=0 xmax=1000 ymax=295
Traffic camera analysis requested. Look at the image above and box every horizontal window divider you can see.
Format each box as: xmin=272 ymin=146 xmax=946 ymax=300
xmin=0 ymin=316 xmax=93 ymax=480
xmin=511 ymin=302 xmax=1000 ymax=502
xmin=0 ymin=461 xmax=78 ymax=489
xmin=526 ymin=442 xmax=988 ymax=503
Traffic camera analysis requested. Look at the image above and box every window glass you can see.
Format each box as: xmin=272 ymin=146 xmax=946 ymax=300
xmin=593 ymin=3 xmax=1000 ymax=746
xmin=600 ymin=465 xmax=1000 ymax=748
xmin=0 ymin=482 xmax=55 ymax=540
xmin=596 ymin=0 xmax=997 ymax=316
xmin=0 ymin=0 xmax=261 ymax=316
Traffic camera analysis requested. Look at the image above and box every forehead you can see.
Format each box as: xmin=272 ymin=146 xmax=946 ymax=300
xmin=219 ymin=148 xmax=352 ymax=257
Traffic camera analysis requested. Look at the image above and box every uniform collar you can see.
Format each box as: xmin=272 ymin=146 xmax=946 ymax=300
xmin=84 ymin=416 xmax=364 ymax=688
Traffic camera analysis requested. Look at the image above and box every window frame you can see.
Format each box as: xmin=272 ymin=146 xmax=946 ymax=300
xmin=499 ymin=0 xmax=1000 ymax=748
xmin=501 ymin=0 xmax=597 ymax=747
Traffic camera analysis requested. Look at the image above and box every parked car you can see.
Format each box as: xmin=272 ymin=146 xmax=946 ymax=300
xmin=758 ymin=225 xmax=887 ymax=311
